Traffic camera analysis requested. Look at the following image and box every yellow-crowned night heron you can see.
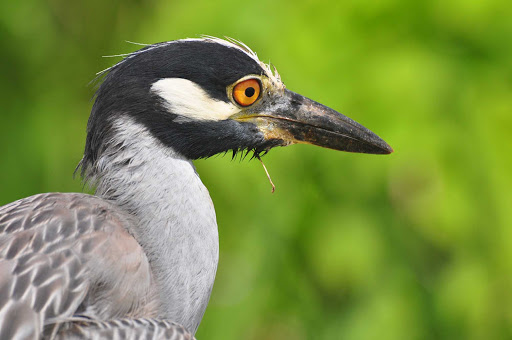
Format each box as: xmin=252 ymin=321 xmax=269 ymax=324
xmin=0 ymin=37 xmax=392 ymax=339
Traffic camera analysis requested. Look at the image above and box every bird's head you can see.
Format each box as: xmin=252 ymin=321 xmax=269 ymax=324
xmin=80 ymin=37 xmax=392 ymax=177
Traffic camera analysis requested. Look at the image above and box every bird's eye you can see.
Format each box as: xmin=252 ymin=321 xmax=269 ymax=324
xmin=233 ymin=79 xmax=261 ymax=107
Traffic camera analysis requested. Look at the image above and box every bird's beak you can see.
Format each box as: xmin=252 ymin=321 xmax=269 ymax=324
xmin=234 ymin=89 xmax=393 ymax=154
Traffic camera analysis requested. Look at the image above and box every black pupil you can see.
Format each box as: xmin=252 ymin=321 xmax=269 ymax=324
xmin=245 ymin=87 xmax=256 ymax=97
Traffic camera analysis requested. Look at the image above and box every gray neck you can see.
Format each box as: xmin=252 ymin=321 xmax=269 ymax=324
xmin=90 ymin=117 xmax=219 ymax=334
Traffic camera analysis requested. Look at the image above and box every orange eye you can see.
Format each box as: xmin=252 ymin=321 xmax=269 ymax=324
xmin=233 ymin=78 xmax=261 ymax=107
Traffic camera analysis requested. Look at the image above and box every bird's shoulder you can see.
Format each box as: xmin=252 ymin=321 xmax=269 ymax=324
xmin=0 ymin=193 xmax=158 ymax=339
xmin=0 ymin=192 xmax=132 ymax=236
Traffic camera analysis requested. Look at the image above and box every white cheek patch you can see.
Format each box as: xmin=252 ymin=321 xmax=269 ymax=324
xmin=151 ymin=78 xmax=240 ymax=121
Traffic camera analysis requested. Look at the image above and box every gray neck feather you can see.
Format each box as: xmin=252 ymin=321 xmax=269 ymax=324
xmin=88 ymin=117 xmax=219 ymax=334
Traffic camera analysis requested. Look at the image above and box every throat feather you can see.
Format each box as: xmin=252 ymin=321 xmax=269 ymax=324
xmin=92 ymin=117 xmax=219 ymax=334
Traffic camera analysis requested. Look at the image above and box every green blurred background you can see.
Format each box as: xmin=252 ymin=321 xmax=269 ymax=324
xmin=1 ymin=0 xmax=511 ymax=339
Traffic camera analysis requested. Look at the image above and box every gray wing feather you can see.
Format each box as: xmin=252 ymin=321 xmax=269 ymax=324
xmin=0 ymin=193 xmax=161 ymax=339
xmin=54 ymin=318 xmax=196 ymax=340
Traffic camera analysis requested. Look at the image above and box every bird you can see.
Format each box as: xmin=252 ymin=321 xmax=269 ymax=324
xmin=0 ymin=37 xmax=392 ymax=339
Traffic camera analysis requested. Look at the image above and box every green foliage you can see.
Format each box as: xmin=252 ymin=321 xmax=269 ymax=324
xmin=0 ymin=0 xmax=511 ymax=339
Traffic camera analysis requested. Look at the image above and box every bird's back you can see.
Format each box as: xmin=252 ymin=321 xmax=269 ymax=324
xmin=0 ymin=193 xmax=193 ymax=339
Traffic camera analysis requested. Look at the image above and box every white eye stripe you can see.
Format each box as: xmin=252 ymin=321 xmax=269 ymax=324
xmin=151 ymin=78 xmax=239 ymax=121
